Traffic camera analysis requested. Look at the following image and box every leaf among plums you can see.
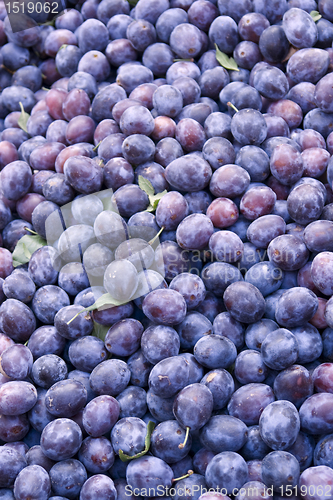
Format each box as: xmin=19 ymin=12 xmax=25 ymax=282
xmin=282 ymin=46 xmax=299 ymax=63
xmin=12 ymin=234 xmax=47 ymax=267
xmin=119 ymin=420 xmax=156 ymax=462
xmin=310 ymin=10 xmax=322 ymax=22
xmin=67 ymin=292 xmax=127 ymax=324
xmin=92 ymin=321 xmax=110 ymax=341
xmin=138 ymin=175 xmax=155 ymax=196
xmin=138 ymin=175 xmax=167 ymax=212
xmin=17 ymin=101 xmax=30 ymax=134
xmin=215 ymin=44 xmax=239 ymax=71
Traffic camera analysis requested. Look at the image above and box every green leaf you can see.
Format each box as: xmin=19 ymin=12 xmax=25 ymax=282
xmin=149 ymin=189 xmax=167 ymax=210
xmin=310 ymin=10 xmax=322 ymax=22
xmin=67 ymin=292 xmax=126 ymax=325
xmin=18 ymin=102 xmax=30 ymax=133
xmin=91 ymin=292 xmax=125 ymax=310
xmin=139 ymin=173 xmax=168 ymax=213
xmin=128 ymin=0 xmax=139 ymax=5
xmin=173 ymin=58 xmax=194 ymax=62
xmin=39 ymin=18 xmax=55 ymax=27
xmin=139 ymin=175 xmax=167 ymax=212
xmin=22 ymin=242 xmax=32 ymax=260
xmin=138 ymin=175 xmax=155 ymax=197
xmin=119 ymin=421 xmax=156 ymax=462
xmin=92 ymin=321 xmax=110 ymax=341
xmin=215 ymin=44 xmax=239 ymax=71
xmin=12 ymin=234 xmax=47 ymax=267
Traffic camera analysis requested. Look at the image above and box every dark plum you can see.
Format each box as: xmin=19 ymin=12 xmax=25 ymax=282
xmin=274 ymin=365 xmax=313 ymax=408
xmin=200 ymin=368 xmax=234 ymax=410
xmin=261 ymin=328 xmax=299 ymax=370
xmin=291 ymin=324 xmax=323 ymax=364
xmin=213 ymin=311 xmax=244 ymax=349
xmin=205 ymin=451 xmax=248 ymax=494
xmin=253 ymin=66 xmax=289 ymax=101
xmin=0 ymin=343 xmax=33 ymax=380
xmin=44 ymin=379 xmax=87 ymax=418
xmin=270 ymin=144 xmax=304 ymax=186
xmin=223 ymin=281 xmax=265 ymax=324
xmin=261 ymin=451 xmax=300 ymax=492
xmin=0 ymin=380 xmax=37 ymax=415
xmin=126 ymin=456 xmax=173 ymax=493
xmin=268 ymin=234 xmax=309 ymax=271
xmin=83 ymin=395 xmax=120 ymax=437
xmin=259 ymin=400 xmax=300 ymax=450
xmin=259 ymin=25 xmax=289 ymax=63
xmin=210 ymin=164 xmax=250 ymax=198
xmin=200 ymin=415 xmax=248 ymax=454
xmin=194 ymin=334 xmax=237 ymax=369
xmin=89 ymin=359 xmax=131 ymax=397
xmin=143 ymin=289 xmax=187 ymax=326
xmin=176 ymin=312 xmax=212 ymax=349
xmin=240 ymin=185 xmax=276 ymax=220
xmin=228 ymin=383 xmax=275 ymax=425
xmin=41 ymin=418 xmax=82 ymax=461
xmin=274 ymin=288 xmax=318 ymax=328
xmin=141 ymin=325 xmax=179 ymax=364
xmin=148 ymin=355 xmax=189 ymax=398
xmin=150 ymin=419 xmax=192 ymax=463
xmin=173 ymin=383 xmax=213 ymax=431
xmin=231 ymin=109 xmax=267 ymax=146
xmin=234 ymin=349 xmax=268 ymax=384
xmin=64 ymin=155 xmax=103 ymax=194
xmin=206 ymin=198 xmax=239 ymax=229
xmin=300 ymin=393 xmax=333 ymax=435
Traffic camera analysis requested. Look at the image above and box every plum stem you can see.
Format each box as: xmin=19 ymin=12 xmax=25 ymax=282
xmin=227 ymin=102 xmax=239 ymax=113
xmin=173 ymin=470 xmax=194 ymax=482
xmin=178 ymin=426 xmax=190 ymax=449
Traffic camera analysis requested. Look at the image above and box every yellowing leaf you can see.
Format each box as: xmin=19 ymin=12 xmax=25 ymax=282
xmin=282 ymin=46 xmax=299 ymax=63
